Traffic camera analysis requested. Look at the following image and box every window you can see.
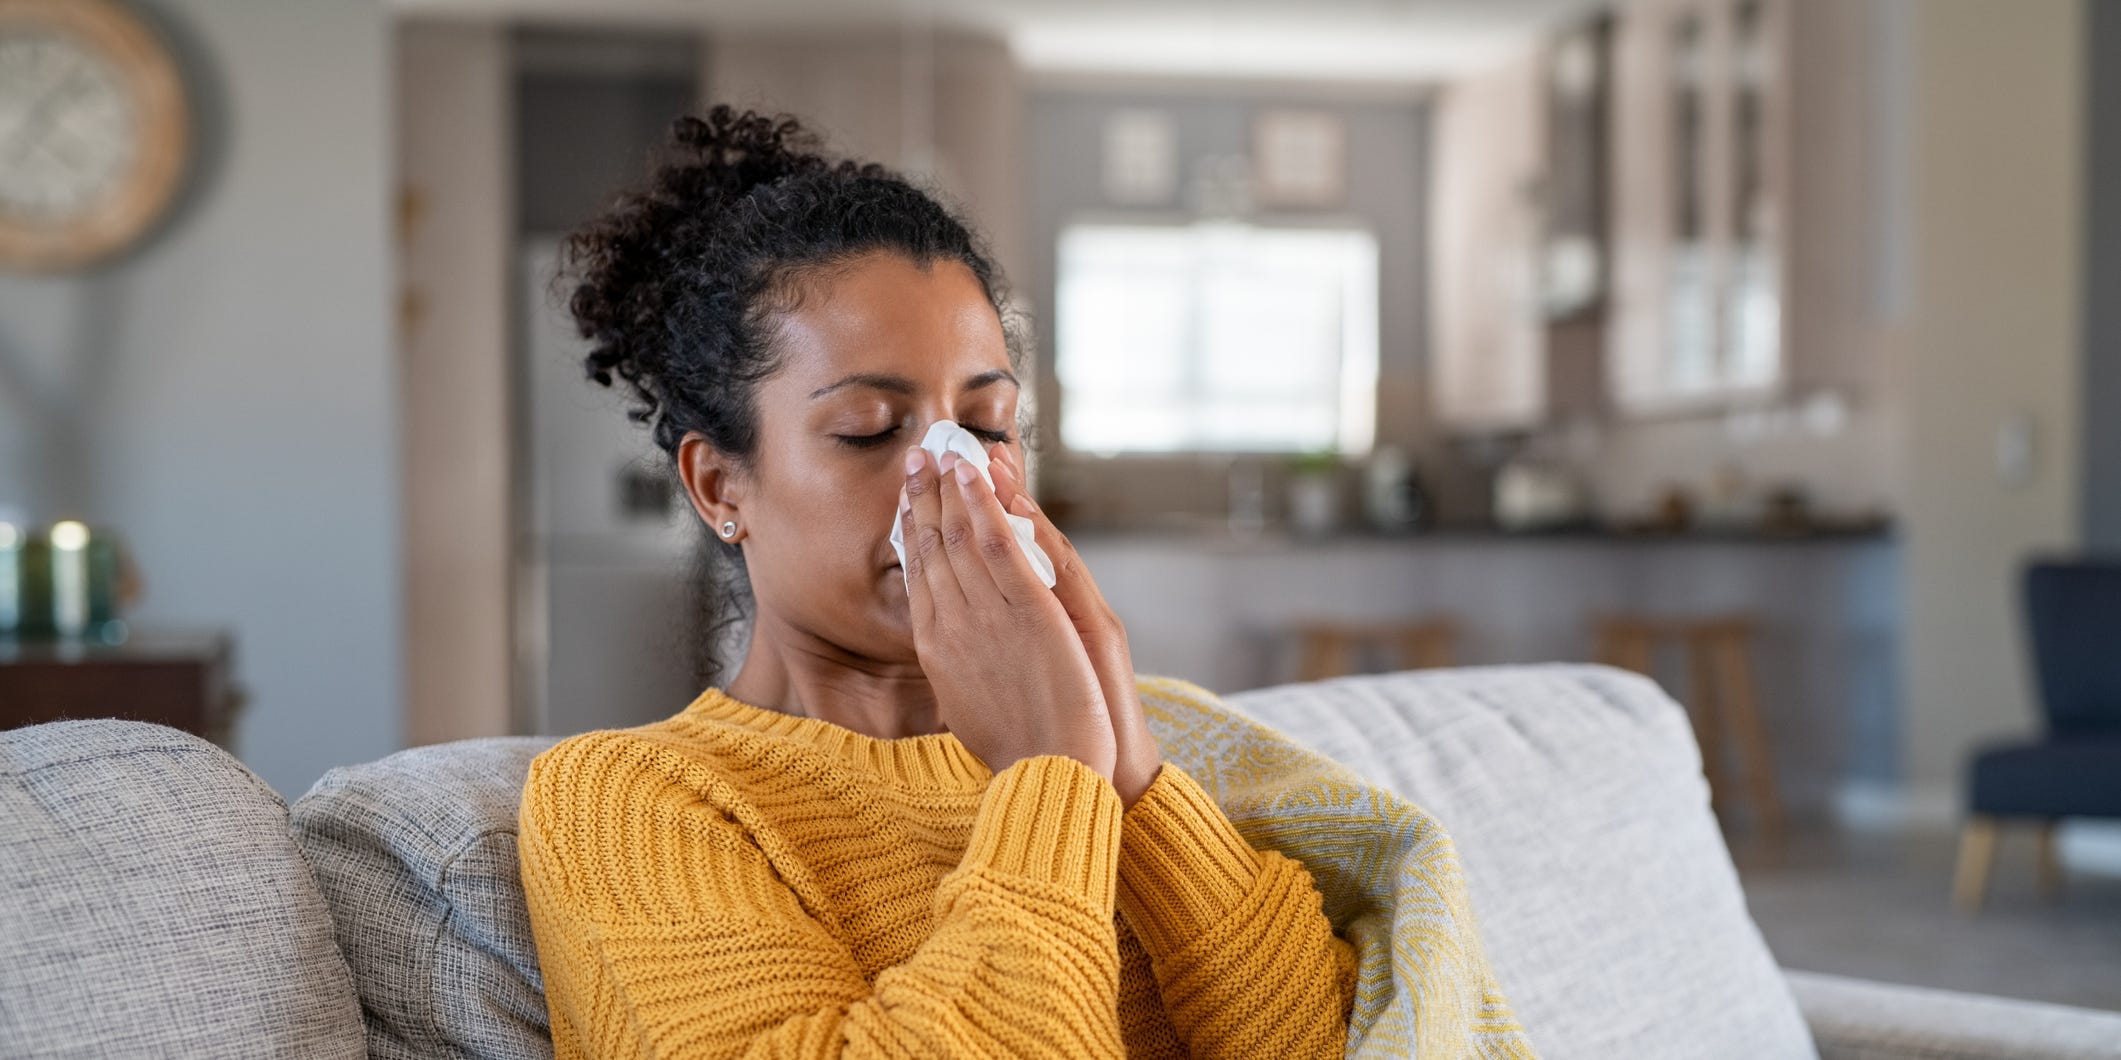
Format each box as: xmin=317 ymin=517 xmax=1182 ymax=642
xmin=1053 ymin=220 xmax=1379 ymax=456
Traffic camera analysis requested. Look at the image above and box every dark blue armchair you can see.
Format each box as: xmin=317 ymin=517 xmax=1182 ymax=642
xmin=1952 ymin=558 xmax=2121 ymax=912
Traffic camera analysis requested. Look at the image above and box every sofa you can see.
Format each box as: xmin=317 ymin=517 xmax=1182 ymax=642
xmin=4 ymin=664 xmax=2118 ymax=1059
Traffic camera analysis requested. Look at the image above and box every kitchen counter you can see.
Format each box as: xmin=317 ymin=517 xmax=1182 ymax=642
xmin=1069 ymin=523 xmax=1899 ymax=820
xmin=1064 ymin=516 xmax=1895 ymax=547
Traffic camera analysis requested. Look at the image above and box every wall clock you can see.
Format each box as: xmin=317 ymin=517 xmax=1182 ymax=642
xmin=0 ymin=0 xmax=189 ymax=273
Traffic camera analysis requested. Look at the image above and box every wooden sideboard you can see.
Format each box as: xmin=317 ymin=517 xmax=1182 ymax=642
xmin=0 ymin=631 xmax=242 ymax=750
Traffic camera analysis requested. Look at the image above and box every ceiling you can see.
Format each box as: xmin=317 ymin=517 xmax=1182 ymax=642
xmin=390 ymin=0 xmax=1609 ymax=85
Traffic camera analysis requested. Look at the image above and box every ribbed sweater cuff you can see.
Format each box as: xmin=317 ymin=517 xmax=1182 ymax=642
xmin=1115 ymin=763 xmax=1264 ymax=957
xmin=959 ymin=755 xmax=1123 ymax=910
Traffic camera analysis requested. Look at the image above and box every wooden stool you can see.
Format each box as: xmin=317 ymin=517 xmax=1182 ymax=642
xmin=1293 ymin=618 xmax=1458 ymax=681
xmin=1593 ymin=613 xmax=1787 ymax=838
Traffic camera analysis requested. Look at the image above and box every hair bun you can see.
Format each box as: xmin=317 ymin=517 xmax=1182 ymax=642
xmin=561 ymin=104 xmax=831 ymax=430
xmin=667 ymin=104 xmax=830 ymax=206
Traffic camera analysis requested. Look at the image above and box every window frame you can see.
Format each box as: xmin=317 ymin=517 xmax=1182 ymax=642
xmin=1048 ymin=212 xmax=1382 ymax=460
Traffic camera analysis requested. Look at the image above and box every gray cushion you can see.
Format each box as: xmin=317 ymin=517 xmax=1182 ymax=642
xmin=291 ymin=735 xmax=561 ymax=1060
xmin=1225 ymin=663 xmax=1818 ymax=1059
xmin=0 ymin=718 xmax=367 ymax=1059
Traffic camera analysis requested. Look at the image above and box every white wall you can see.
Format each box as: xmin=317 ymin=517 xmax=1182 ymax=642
xmin=0 ymin=0 xmax=401 ymax=797
xmin=1897 ymin=0 xmax=2084 ymax=792
xmin=2087 ymin=0 xmax=2121 ymax=552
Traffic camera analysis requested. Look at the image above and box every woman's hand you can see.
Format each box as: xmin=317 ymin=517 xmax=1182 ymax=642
xmin=900 ymin=445 xmax=1117 ymax=784
xmin=984 ymin=444 xmax=1164 ymax=808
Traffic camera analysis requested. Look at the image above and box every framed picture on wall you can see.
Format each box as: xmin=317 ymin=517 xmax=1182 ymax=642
xmin=1101 ymin=108 xmax=1178 ymax=205
xmin=1251 ymin=108 xmax=1346 ymax=209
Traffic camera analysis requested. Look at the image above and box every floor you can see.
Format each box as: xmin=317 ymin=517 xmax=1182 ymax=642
xmin=1727 ymin=821 xmax=2121 ymax=1012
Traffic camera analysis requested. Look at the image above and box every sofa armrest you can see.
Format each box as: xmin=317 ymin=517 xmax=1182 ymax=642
xmin=1785 ymin=968 xmax=2121 ymax=1060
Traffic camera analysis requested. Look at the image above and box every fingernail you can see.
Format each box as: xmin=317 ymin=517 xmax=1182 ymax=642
xmin=954 ymin=460 xmax=977 ymax=485
xmin=903 ymin=447 xmax=923 ymax=475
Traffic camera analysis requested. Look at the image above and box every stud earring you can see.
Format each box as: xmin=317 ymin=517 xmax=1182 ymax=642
xmin=720 ymin=520 xmax=737 ymax=538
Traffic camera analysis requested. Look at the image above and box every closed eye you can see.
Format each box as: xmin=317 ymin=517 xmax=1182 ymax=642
xmin=837 ymin=426 xmax=1012 ymax=450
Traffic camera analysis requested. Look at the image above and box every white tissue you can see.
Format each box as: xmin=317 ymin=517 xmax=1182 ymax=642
xmin=890 ymin=420 xmax=1058 ymax=591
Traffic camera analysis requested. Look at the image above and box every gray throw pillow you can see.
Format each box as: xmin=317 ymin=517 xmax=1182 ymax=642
xmin=291 ymin=735 xmax=561 ymax=1060
xmin=0 ymin=719 xmax=366 ymax=1059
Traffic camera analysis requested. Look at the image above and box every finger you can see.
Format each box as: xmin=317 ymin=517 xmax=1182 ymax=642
xmin=998 ymin=442 xmax=1025 ymax=495
xmin=903 ymin=447 xmax=965 ymax=615
xmin=897 ymin=482 xmax=933 ymax=630
xmin=984 ymin=446 xmax=1040 ymax=552
xmin=1007 ymin=489 xmax=1105 ymax=619
xmin=935 ymin=452 xmax=1010 ymax=612
xmin=950 ymin=450 xmax=1047 ymax=605
xmin=1006 ymin=486 xmax=1130 ymax=708
xmin=988 ymin=443 xmax=1022 ymax=512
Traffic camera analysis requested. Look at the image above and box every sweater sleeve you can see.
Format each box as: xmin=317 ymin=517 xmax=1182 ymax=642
xmin=1114 ymin=762 xmax=1357 ymax=1058
xmin=518 ymin=734 xmax=1128 ymax=1060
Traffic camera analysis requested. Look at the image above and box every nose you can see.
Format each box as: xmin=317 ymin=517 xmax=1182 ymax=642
xmin=903 ymin=414 xmax=972 ymax=458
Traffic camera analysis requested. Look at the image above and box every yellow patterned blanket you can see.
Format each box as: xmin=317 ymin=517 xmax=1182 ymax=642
xmin=1136 ymin=675 xmax=1538 ymax=1059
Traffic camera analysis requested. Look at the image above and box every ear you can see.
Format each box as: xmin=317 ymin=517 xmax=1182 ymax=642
xmin=676 ymin=431 xmax=744 ymax=539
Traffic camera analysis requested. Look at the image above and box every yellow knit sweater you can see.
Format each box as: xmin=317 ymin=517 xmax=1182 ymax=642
xmin=517 ymin=682 xmax=1358 ymax=1058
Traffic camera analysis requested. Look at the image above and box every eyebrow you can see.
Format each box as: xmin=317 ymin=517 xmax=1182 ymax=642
xmin=808 ymin=369 xmax=1020 ymax=400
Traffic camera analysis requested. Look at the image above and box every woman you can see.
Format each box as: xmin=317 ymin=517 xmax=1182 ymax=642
xmin=516 ymin=105 xmax=1357 ymax=1059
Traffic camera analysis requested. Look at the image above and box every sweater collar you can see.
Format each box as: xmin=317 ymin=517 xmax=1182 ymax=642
xmin=680 ymin=686 xmax=993 ymax=792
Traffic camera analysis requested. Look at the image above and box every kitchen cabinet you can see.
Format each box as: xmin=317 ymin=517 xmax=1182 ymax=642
xmin=1606 ymin=0 xmax=1891 ymax=414
xmin=1430 ymin=0 xmax=1894 ymax=429
xmin=1428 ymin=16 xmax=1617 ymax=432
xmin=1606 ymin=0 xmax=1785 ymax=412
xmin=1429 ymin=45 xmax=1547 ymax=432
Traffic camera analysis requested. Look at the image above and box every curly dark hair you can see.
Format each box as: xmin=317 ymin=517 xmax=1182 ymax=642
xmin=557 ymin=103 xmax=1027 ymax=687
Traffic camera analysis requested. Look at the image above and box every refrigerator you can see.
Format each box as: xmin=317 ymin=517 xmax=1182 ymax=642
xmin=515 ymin=235 xmax=729 ymax=736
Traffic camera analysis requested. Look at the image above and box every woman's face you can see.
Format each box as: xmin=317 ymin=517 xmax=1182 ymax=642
xmin=679 ymin=249 xmax=1021 ymax=664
